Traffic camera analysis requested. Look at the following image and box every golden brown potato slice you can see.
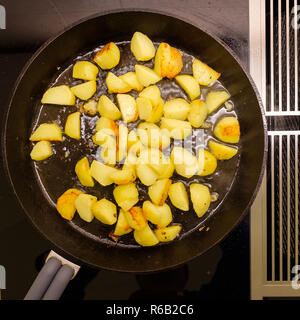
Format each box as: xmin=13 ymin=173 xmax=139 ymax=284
xmin=192 ymin=58 xmax=220 ymax=85
xmin=41 ymin=85 xmax=76 ymax=106
xmin=197 ymin=149 xmax=217 ymax=176
xmin=143 ymin=201 xmax=173 ymax=228
xmin=134 ymin=224 xmax=159 ymax=246
xmin=106 ymin=72 xmax=131 ymax=93
xmin=154 ymin=42 xmax=183 ymax=79
xmin=92 ymin=198 xmax=117 ymax=225
xmin=130 ymin=31 xmax=156 ymax=61
xmin=74 ymin=193 xmax=97 ymax=222
xmin=124 ymin=207 xmax=147 ymax=231
xmin=171 ymin=147 xmax=198 ymax=178
xmin=155 ymin=225 xmax=182 ymax=242
xmin=163 ymin=98 xmax=191 ymax=120
xmin=119 ymin=72 xmax=144 ymax=92
xmin=30 ymin=123 xmax=62 ymax=141
xmin=97 ymin=95 xmax=121 ymax=120
xmin=70 ymin=80 xmax=96 ymax=100
xmin=187 ymin=99 xmax=208 ymax=128
xmin=209 ymin=140 xmax=238 ymax=160
xmin=136 ymin=164 xmax=158 ymax=186
xmin=75 ymin=157 xmax=94 ymax=187
xmin=160 ymin=118 xmax=192 ymax=140
xmin=94 ymin=42 xmax=120 ymax=69
xmin=148 ymin=178 xmax=171 ymax=206
xmin=83 ymin=99 xmax=97 ymax=115
xmin=65 ymin=111 xmax=80 ymax=140
xmin=139 ymin=85 xmax=161 ymax=106
xmin=190 ymin=183 xmax=211 ymax=218
xmin=136 ymin=96 xmax=153 ymax=121
xmin=116 ymin=94 xmax=138 ymax=123
xmin=113 ymin=183 xmax=139 ymax=212
xmin=30 ymin=141 xmax=53 ymax=161
xmin=95 ymin=116 xmax=119 ymax=136
xmin=168 ymin=182 xmax=189 ymax=211
xmin=110 ymin=168 xmax=136 ymax=185
xmin=175 ymin=75 xmax=201 ymax=100
xmin=90 ymin=160 xmax=118 ymax=186
xmin=56 ymin=188 xmax=83 ymax=221
xmin=213 ymin=116 xmax=240 ymax=143
xmin=114 ymin=209 xmax=133 ymax=236
xmin=135 ymin=64 xmax=162 ymax=87
xmin=205 ymin=90 xmax=230 ymax=114
xmin=72 ymin=61 xmax=99 ymax=80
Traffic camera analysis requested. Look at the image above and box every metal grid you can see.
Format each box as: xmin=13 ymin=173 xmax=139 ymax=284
xmin=250 ymin=0 xmax=300 ymax=299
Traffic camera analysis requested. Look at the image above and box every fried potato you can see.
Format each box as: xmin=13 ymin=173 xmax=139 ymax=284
xmin=114 ymin=209 xmax=133 ymax=236
xmin=75 ymin=157 xmax=94 ymax=187
xmin=113 ymin=183 xmax=139 ymax=212
xmin=94 ymin=42 xmax=120 ymax=69
xmin=175 ymin=75 xmax=200 ymax=100
xmin=134 ymin=224 xmax=159 ymax=246
xmin=130 ymin=31 xmax=156 ymax=61
xmin=30 ymin=141 xmax=53 ymax=161
xmin=160 ymin=118 xmax=192 ymax=140
xmin=213 ymin=116 xmax=240 ymax=143
xmin=74 ymin=193 xmax=97 ymax=222
xmin=72 ymin=61 xmax=99 ymax=80
xmin=106 ymin=72 xmax=131 ymax=93
xmin=30 ymin=123 xmax=62 ymax=141
xmin=135 ymin=64 xmax=162 ymax=87
xmin=192 ymin=58 xmax=220 ymax=85
xmin=65 ymin=111 xmax=80 ymax=140
xmin=148 ymin=178 xmax=171 ymax=206
xmin=124 ymin=207 xmax=147 ymax=230
xmin=171 ymin=147 xmax=198 ymax=178
xmin=155 ymin=225 xmax=181 ymax=242
xmin=92 ymin=198 xmax=117 ymax=225
xmin=116 ymin=94 xmax=138 ymax=123
xmin=56 ymin=188 xmax=83 ymax=221
xmin=205 ymin=90 xmax=230 ymax=114
xmin=71 ymin=80 xmax=96 ymax=100
xmin=90 ymin=160 xmax=118 ymax=186
xmin=143 ymin=201 xmax=173 ymax=228
xmin=190 ymin=183 xmax=211 ymax=218
xmin=41 ymin=85 xmax=75 ymax=106
xmin=119 ymin=72 xmax=144 ymax=92
xmin=97 ymin=95 xmax=121 ymax=120
xmin=197 ymin=149 xmax=217 ymax=176
xmin=154 ymin=42 xmax=183 ymax=79
xmin=163 ymin=98 xmax=190 ymax=120
xmin=168 ymin=182 xmax=189 ymax=211
xmin=187 ymin=99 xmax=208 ymax=128
xmin=209 ymin=140 xmax=238 ymax=160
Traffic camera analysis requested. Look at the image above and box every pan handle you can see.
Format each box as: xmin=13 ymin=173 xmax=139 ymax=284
xmin=24 ymin=251 xmax=80 ymax=300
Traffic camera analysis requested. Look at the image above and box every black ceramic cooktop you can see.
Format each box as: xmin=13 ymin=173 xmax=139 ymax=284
xmin=0 ymin=0 xmax=250 ymax=300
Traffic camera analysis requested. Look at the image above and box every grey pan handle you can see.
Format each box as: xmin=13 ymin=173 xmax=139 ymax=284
xmin=24 ymin=251 xmax=80 ymax=300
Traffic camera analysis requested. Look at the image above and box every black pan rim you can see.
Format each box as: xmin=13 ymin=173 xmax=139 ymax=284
xmin=1 ymin=8 xmax=268 ymax=273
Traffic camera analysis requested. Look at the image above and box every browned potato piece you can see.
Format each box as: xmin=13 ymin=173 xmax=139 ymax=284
xmin=209 ymin=140 xmax=238 ymax=160
xmin=124 ymin=207 xmax=147 ymax=231
xmin=94 ymin=42 xmax=120 ymax=69
xmin=134 ymin=224 xmax=159 ymax=246
xmin=113 ymin=183 xmax=139 ymax=211
xmin=155 ymin=225 xmax=182 ymax=242
xmin=56 ymin=189 xmax=83 ymax=221
xmin=148 ymin=178 xmax=171 ymax=206
xmin=30 ymin=123 xmax=62 ymax=141
xmin=114 ymin=209 xmax=133 ymax=236
xmin=75 ymin=157 xmax=94 ymax=187
xmin=154 ymin=42 xmax=183 ymax=79
xmin=213 ymin=116 xmax=240 ymax=143
xmin=190 ymin=183 xmax=211 ymax=218
xmin=197 ymin=149 xmax=217 ymax=176
xmin=192 ymin=58 xmax=220 ymax=85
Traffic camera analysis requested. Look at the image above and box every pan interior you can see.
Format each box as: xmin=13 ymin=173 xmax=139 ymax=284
xmin=30 ymin=40 xmax=240 ymax=248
